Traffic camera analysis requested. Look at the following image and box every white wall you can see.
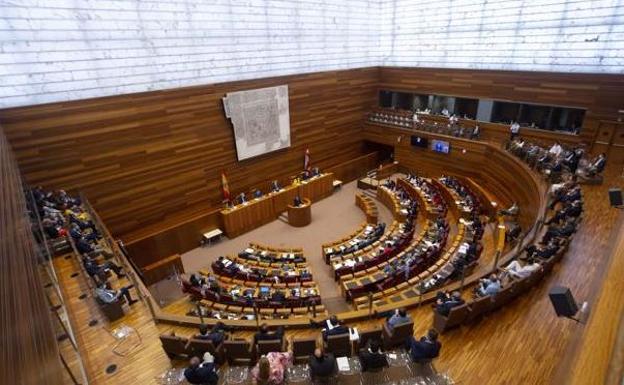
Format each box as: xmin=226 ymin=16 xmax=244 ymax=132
xmin=0 ymin=0 xmax=385 ymax=108
xmin=385 ymin=0 xmax=624 ymax=73
xmin=1 ymin=0 xmax=623 ymax=108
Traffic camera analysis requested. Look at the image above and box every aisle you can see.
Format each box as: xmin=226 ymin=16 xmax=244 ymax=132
xmin=181 ymin=179 xmax=395 ymax=309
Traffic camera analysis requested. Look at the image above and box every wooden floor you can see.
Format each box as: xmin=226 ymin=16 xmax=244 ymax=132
xmin=54 ymin=163 xmax=624 ymax=385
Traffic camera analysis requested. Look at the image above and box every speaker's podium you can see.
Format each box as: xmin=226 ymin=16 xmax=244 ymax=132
xmin=288 ymin=198 xmax=312 ymax=227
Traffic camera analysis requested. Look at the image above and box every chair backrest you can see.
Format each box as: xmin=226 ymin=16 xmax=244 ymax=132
xmin=358 ymin=328 xmax=383 ymax=350
xmin=492 ymin=285 xmax=515 ymax=310
xmin=292 ymin=338 xmax=317 ymax=359
xmin=467 ymin=295 xmax=493 ymax=322
xmin=187 ymin=338 xmax=217 ymax=357
xmin=434 ymin=303 xmax=470 ymax=333
xmin=390 ymin=321 xmax=414 ymax=340
xmin=326 ymin=333 xmax=351 ymax=357
xmin=159 ymin=335 xmax=189 ymax=358
xmin=223 ymin=340 xmax=252 ymax=365
xmin=257 ymin=339 xmax=283 ymax=355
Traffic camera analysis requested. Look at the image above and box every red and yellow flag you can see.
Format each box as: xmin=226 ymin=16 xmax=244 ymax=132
xmin=221 ymin=172 xmax=230 ymax=201
xmin=304 ymin=148 xmax=310 ymax=171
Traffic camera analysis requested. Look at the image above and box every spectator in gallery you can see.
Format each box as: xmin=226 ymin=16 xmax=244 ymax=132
xmin=510 ymin=121 xmax=521 ymax=140
xmin=184 ymin=355 xmax=219 ymax=385
xmin=503 ymin=259 xmax=542 ymax=280
xmin=435 ymin=291 xmax=465 ymax=316
xmin=95 ymin=282 xmax=138 ymax=305
xmin=308 ymin=348 xmax=336 ymax=380
xmin=239 ymin=192 xmax=247 ymax=204
xmin=271 ymin=180 xmax=281 ymax=192
xmin=475 ymin=274 xmax=502 ymax=297
xmin=406 ymin=329 xmax=442 ymax=362
xmin=358 ymin=339 xmax=389 ymax=372
xmin=254 ymin=189 xmax=263 ymax=199
xmin=193 ymin=322 xmax=227 ymax=347
xmin=387 ymin=308 xmax=411 ymax=330
xmin=471 ymin=124 xmax=480 ymax=140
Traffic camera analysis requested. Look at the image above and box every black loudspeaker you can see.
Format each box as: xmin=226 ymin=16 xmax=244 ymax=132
xmin=609 ymin=188 xmax=623 ymax=207
xmin=549 ymin=286 xmax=579 ymax=318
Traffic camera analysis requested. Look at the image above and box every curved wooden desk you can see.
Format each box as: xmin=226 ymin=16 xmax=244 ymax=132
xmin=287 ymin=198 xmax=312 ymax=227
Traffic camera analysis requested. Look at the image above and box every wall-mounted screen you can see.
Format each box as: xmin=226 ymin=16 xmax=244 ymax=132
xmin=431 ymin=139 xmax=450 ymax=154
xmin=223 ymin=85 xmax=291 ymax=161
xmin=410 ymin=135 xmax=428 ymax=148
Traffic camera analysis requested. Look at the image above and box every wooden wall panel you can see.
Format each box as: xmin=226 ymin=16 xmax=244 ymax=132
xmin=0 ymin=68 xmax=379 ymax=240
xmin=0 ymin=125 xmax=64 ymax=385
xmin=378 ymin=67 xmax=624 ymax=145
xmin=124 ymin=152 xmax=381 ymax=267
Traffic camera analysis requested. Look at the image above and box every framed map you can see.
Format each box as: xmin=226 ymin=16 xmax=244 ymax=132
xmin=222 ymin=85 xmax=291 ymax=161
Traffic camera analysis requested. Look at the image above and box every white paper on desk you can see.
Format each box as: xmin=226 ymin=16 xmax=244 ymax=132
xmin=388 ymin=353 xmax=397 ymax=359
xmin=245 ymin=248 xmax=254 ymax=254
xmin=337 ymin=357 xmax=350 ymax=372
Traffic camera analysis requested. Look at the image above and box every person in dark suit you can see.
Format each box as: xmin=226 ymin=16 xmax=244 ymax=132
xmin=406 ymin=329 xmax=441 ymax=362
xmin=308 ymin=348 xmax=337 ymax=379
xmin=322 ymin=320 xmax=349 ymax=341
xmin=254 ymin=189 xmax=263 ymax=198
xmin=193 ymin=323 xmax=227 ymax=347
xmin=358 ymin=339 xmax=388 ymax=371
xmin=184 ymin=356 xmax=218 ymax=385
xmin=435 ymin=291 xmax=465 ymax=316
xmin=271 ymin=180 xmax=281 ymax=192
xmin=293 ymin=195 xmax=303 ymax=207
xmin=253 ymin=324 xmax=284 ymax=346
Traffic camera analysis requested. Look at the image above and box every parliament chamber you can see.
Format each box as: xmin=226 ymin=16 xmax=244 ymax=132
xmin=2 ymin=2 xmax=624 ymax=385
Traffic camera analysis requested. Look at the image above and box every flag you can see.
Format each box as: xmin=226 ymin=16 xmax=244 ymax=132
xmin=221 ymin=172 xmax=230 ymax=201
xmin=304 ymin=148 xmax=310 ymax=171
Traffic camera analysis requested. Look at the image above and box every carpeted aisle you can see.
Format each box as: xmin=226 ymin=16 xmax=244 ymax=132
xmin=181 ymin=179 xmax=395 ymax=312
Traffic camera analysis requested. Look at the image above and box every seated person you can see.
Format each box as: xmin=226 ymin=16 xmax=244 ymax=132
xmin=270 ymin=180 xmax=281 ymax=192
xmin=76 ymin=237 xmax=114 ymax=258
xmin=95 ymin=282 xmax=138 ymax=305
xmin=189 ymin=273 xmax=204 ymax=287
xmin=239 ymin=193 xmax=247 ymax=204
xmin=587 ymin=153 xmax=607 ymax=176
xmin=254 ymin=189 xmax=263 ymax=199
xmin=498 ymin=202 xmax=519 ymax=217
xmin=504 ymin=259 xmax=542 ymax=279
xmin=358 ymin=339 xmax=388 ymax=372
xmin=193 ymin=322 xmax=227 ymax=347
xmin=253 ymin=324 xmax=284 ymax=346
xmin=293 ymin=195 xmax=303 ymax=207
xmin=83 ymin=256 xmax=125 ymax=280
xmin=252 ymin=352 xmax=293 ymax=385
xmin=386 ymin=308 xmax=411 ymax=329
xmin=308 ymin=348 xmax=337 ymax=379
xmin=406 ymin=329 xmax=441 ymax=362
xmin=435 ymin=291 xmax=465 ymax=316
xmin=184 ymin=355 xmax=218 ymax=385
xmin=310 ymin=315 xmax=340 ymax=330
xmin=323 ymin=320 xmax=349 ymax=341
xmin=311 ymin=316 xmax=349 ymax=341
xmin=475 ymin=274 xmax=501 ymax=297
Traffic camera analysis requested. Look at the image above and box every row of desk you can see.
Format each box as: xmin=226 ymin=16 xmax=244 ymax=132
xmin=220 ymin=173 xmax=334 ymax=238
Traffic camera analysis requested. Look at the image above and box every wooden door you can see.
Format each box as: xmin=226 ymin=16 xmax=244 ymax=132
xmin=592 ymin=121 xmax=624 ymax=164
